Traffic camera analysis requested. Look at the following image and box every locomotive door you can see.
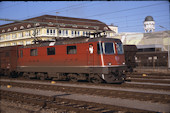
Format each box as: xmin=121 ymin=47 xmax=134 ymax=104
xmin=88 ymin=44 xmax=94 ymax=66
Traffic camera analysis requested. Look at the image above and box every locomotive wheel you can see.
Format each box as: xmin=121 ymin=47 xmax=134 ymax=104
xmin=23 ymin=73 xmax=30 ymax=79
xmin=90 ymin=74 xmax=102 ymax=84
xmin=37 ymin=73 xmax=47 ymax=80
xmin=68 ymin=74 xmax=78 ymax=82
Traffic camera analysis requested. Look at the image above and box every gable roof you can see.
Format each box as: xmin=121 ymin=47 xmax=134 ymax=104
xmin=0 ymin=15 xmax=111 ymax=34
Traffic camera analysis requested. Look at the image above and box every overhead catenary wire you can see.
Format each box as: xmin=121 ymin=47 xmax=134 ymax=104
xmin=0 ymin=1 xmax=169 ymax=33
xmin=84 ymin=2 xmax=167 ymax=18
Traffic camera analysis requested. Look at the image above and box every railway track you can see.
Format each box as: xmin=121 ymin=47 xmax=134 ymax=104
xmin=0 ymin=78 xmax=170 ymax=112
xmin=1 ymin=87 xmax=148 ymax=113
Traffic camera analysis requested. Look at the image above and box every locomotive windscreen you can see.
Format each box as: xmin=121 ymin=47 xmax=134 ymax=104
xmin=104 ymin=42 xmax=115 ymax=54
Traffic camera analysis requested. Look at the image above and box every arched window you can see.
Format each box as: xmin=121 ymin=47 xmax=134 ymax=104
xmin=20 ymin=26 xmax=24 ymax=29
xmin=27 ymin=24 xmax=31 ymax=28
xmin=14 ymin=27 xmax=17 ymax=30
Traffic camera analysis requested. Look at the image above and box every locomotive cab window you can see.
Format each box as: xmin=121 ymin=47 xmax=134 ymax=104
xmin=103 ymin=42 xmax=115 ymax=54
xmin=47 ymin=47 xmax=55 ymax=55
xmin=30 ymin=49 xmax=38 ymax=56
xmin=67 ymin=46 xmax=77 ymax=54
xmin=116 ymin=43 xmax=124 ymax=54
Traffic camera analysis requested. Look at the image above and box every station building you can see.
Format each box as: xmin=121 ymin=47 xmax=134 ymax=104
xmin=112 ymin=30 xmax=170 ymax=67
xmin=0 ymin=15 xmax=115 ymax=47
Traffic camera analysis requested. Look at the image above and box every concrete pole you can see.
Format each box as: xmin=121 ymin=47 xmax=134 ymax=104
xmin=168 ymin=35 xmax=170 ymax=69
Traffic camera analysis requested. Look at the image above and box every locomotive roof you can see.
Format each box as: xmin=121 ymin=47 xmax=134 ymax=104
xmin=20 ymin=37 xmax=122 ymax=48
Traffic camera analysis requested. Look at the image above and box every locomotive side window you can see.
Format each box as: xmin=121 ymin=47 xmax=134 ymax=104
xmin=5 ymin=52 xmax=9 ymax=57
xmin=97 ymin=43 xmax=103 ymax=54
xmin=116 ymin=43 xmax=124 ymax=54
xmin=30 ymin=49 xmax=38 ymax=56
xmin=89 ymin=44 xmax=94 ymax=54
xmin=20 ymin=50 xmax=23 ymax=58
xmin=104 ymin=42 xmax=115 ymax=54
xmin=67 ymin=46 xmax=77 ymax=54
xmin=47 ymin=47 xmax=55 ymax=55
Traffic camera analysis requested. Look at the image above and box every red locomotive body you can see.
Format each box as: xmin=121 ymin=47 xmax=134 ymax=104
xmin=0 ymin=36 xmax=127 ymax=83
xmin=16 ymin=37 xmax=126 ymax=83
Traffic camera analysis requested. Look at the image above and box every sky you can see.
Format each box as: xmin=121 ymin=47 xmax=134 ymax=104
xmin=0 ymin=1 xmax=169 ymax=33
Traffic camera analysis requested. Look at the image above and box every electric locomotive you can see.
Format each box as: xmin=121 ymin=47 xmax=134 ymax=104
xmin=0 ymin=33 xmax=127 ymax=83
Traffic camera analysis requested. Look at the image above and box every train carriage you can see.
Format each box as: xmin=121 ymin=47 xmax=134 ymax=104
xmin=0 ymin=46 xmax=18 ymax=76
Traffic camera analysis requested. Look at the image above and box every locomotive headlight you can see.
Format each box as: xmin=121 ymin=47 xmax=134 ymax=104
xmin=123 ymin=62 xmax=125 ymax=65
xmin=108 ymin=63 xmax=112 ymax=65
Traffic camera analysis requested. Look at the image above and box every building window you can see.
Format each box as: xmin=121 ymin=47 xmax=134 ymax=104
xmin=26 ymin=41 xmax=32 ymax=45
xmin=14 ymin=27 xmax=17 ymax=30
xmin=67 ymin=46 xmax=77 ymax=54
xmin=2 ymin=30 xmax=5 ymax=33
xmin=20 ymin=26 xmax=24 ymax=29
xmin=12 ymin=34 xmax=17 ymax=39
xmin=47 ymin=47 xmax=55 ymax=55
xmin=18 ymin=41 xmax=23 ymax=45
xmin=18 ymin=32 xmax=23 ymax=38
xmin=58 ymin=30 xmax=61 ymax=36
xmin=47 ymin=29 xmax=55 ymax=35
xmin=53 ymin=29 xmax=55 ymax=35
xmin=35 ymin=23 xmax=40 ymax=26
xmin=6 ymin=43 xmax=11 ymax=46
xmin=71 ymin=31 xmax=74 ymax=36
xmin=47 ymin=29 xmax=49 ymax=35
xmin=27 ymin=24 xmax=31 ymax=28
xmin=50 ymin=29 xmax=53 ymax=35
xmin=65 ymin=30 xmax=68 ymax=36
xmin=83 ymin=31 xmax=89 ymax=36
xmin=36 ymin=29 xmax=41 ymax=35
xmin=12 ymin=42 xmax=17 ymax=46
xmin=6 ymin=35 xmax=10 ymax=40
xmin=62 ymin=30 xmax=68 ymax=36
xmin=30 ymin=49 xmax=38 ymax=56
xmin=8 ymin=28 xmax=11 ymax=31
xmin=0 ymin=36 xmax=4 ymax=40
xmin=25 ymin=31 xmax=31 ymax=36
xmin=77 ymin=31 xmax=80 ymax=36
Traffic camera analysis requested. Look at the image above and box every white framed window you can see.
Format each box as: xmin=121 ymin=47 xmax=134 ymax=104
xmin=63 ymin=30 xmax=68 ymax=36
xmin=0 ymin=35 xmax=4 ymax=40
xmin=14 ymin=27 xmax=17 ymax=30
xmin=18 ymin=32 xmax=23 ymax=38
xmin=36 ymin=29 xmax=41 ymax=35
xmin=6 ymin=35 xmax=10 ymax=40
xmin=83 ymin=31 xmax=90 ymax=36
xmin=2 ymin=30 xmax=5 ymax=33
xmin=47 ymin=29 xmax=55 ymax=35
xmin=20 ymin=26 xmax=24 ymax=29
xmin=12 ymin=34 xmax=17 ymax=39
xmin=26 ymin=41 xmax=32 ymax=45
xmin=25 ymin=31 xmax=31 ymax=36
xmin=27 ymin=24 xmax=31 ymax=28
xmin=6 ymin=43 xmax=11 ymax=46
xmin=18 ymin=41 xmax=23 ymax=45
xmin=8 ymin=28 xmax=11 ymax=31
xmin=12 ymin=42 xmax=17 ymax=46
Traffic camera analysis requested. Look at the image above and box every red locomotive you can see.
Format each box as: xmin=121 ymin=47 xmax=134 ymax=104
xmin=0 ymin=33 xmax=127 ymax=83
